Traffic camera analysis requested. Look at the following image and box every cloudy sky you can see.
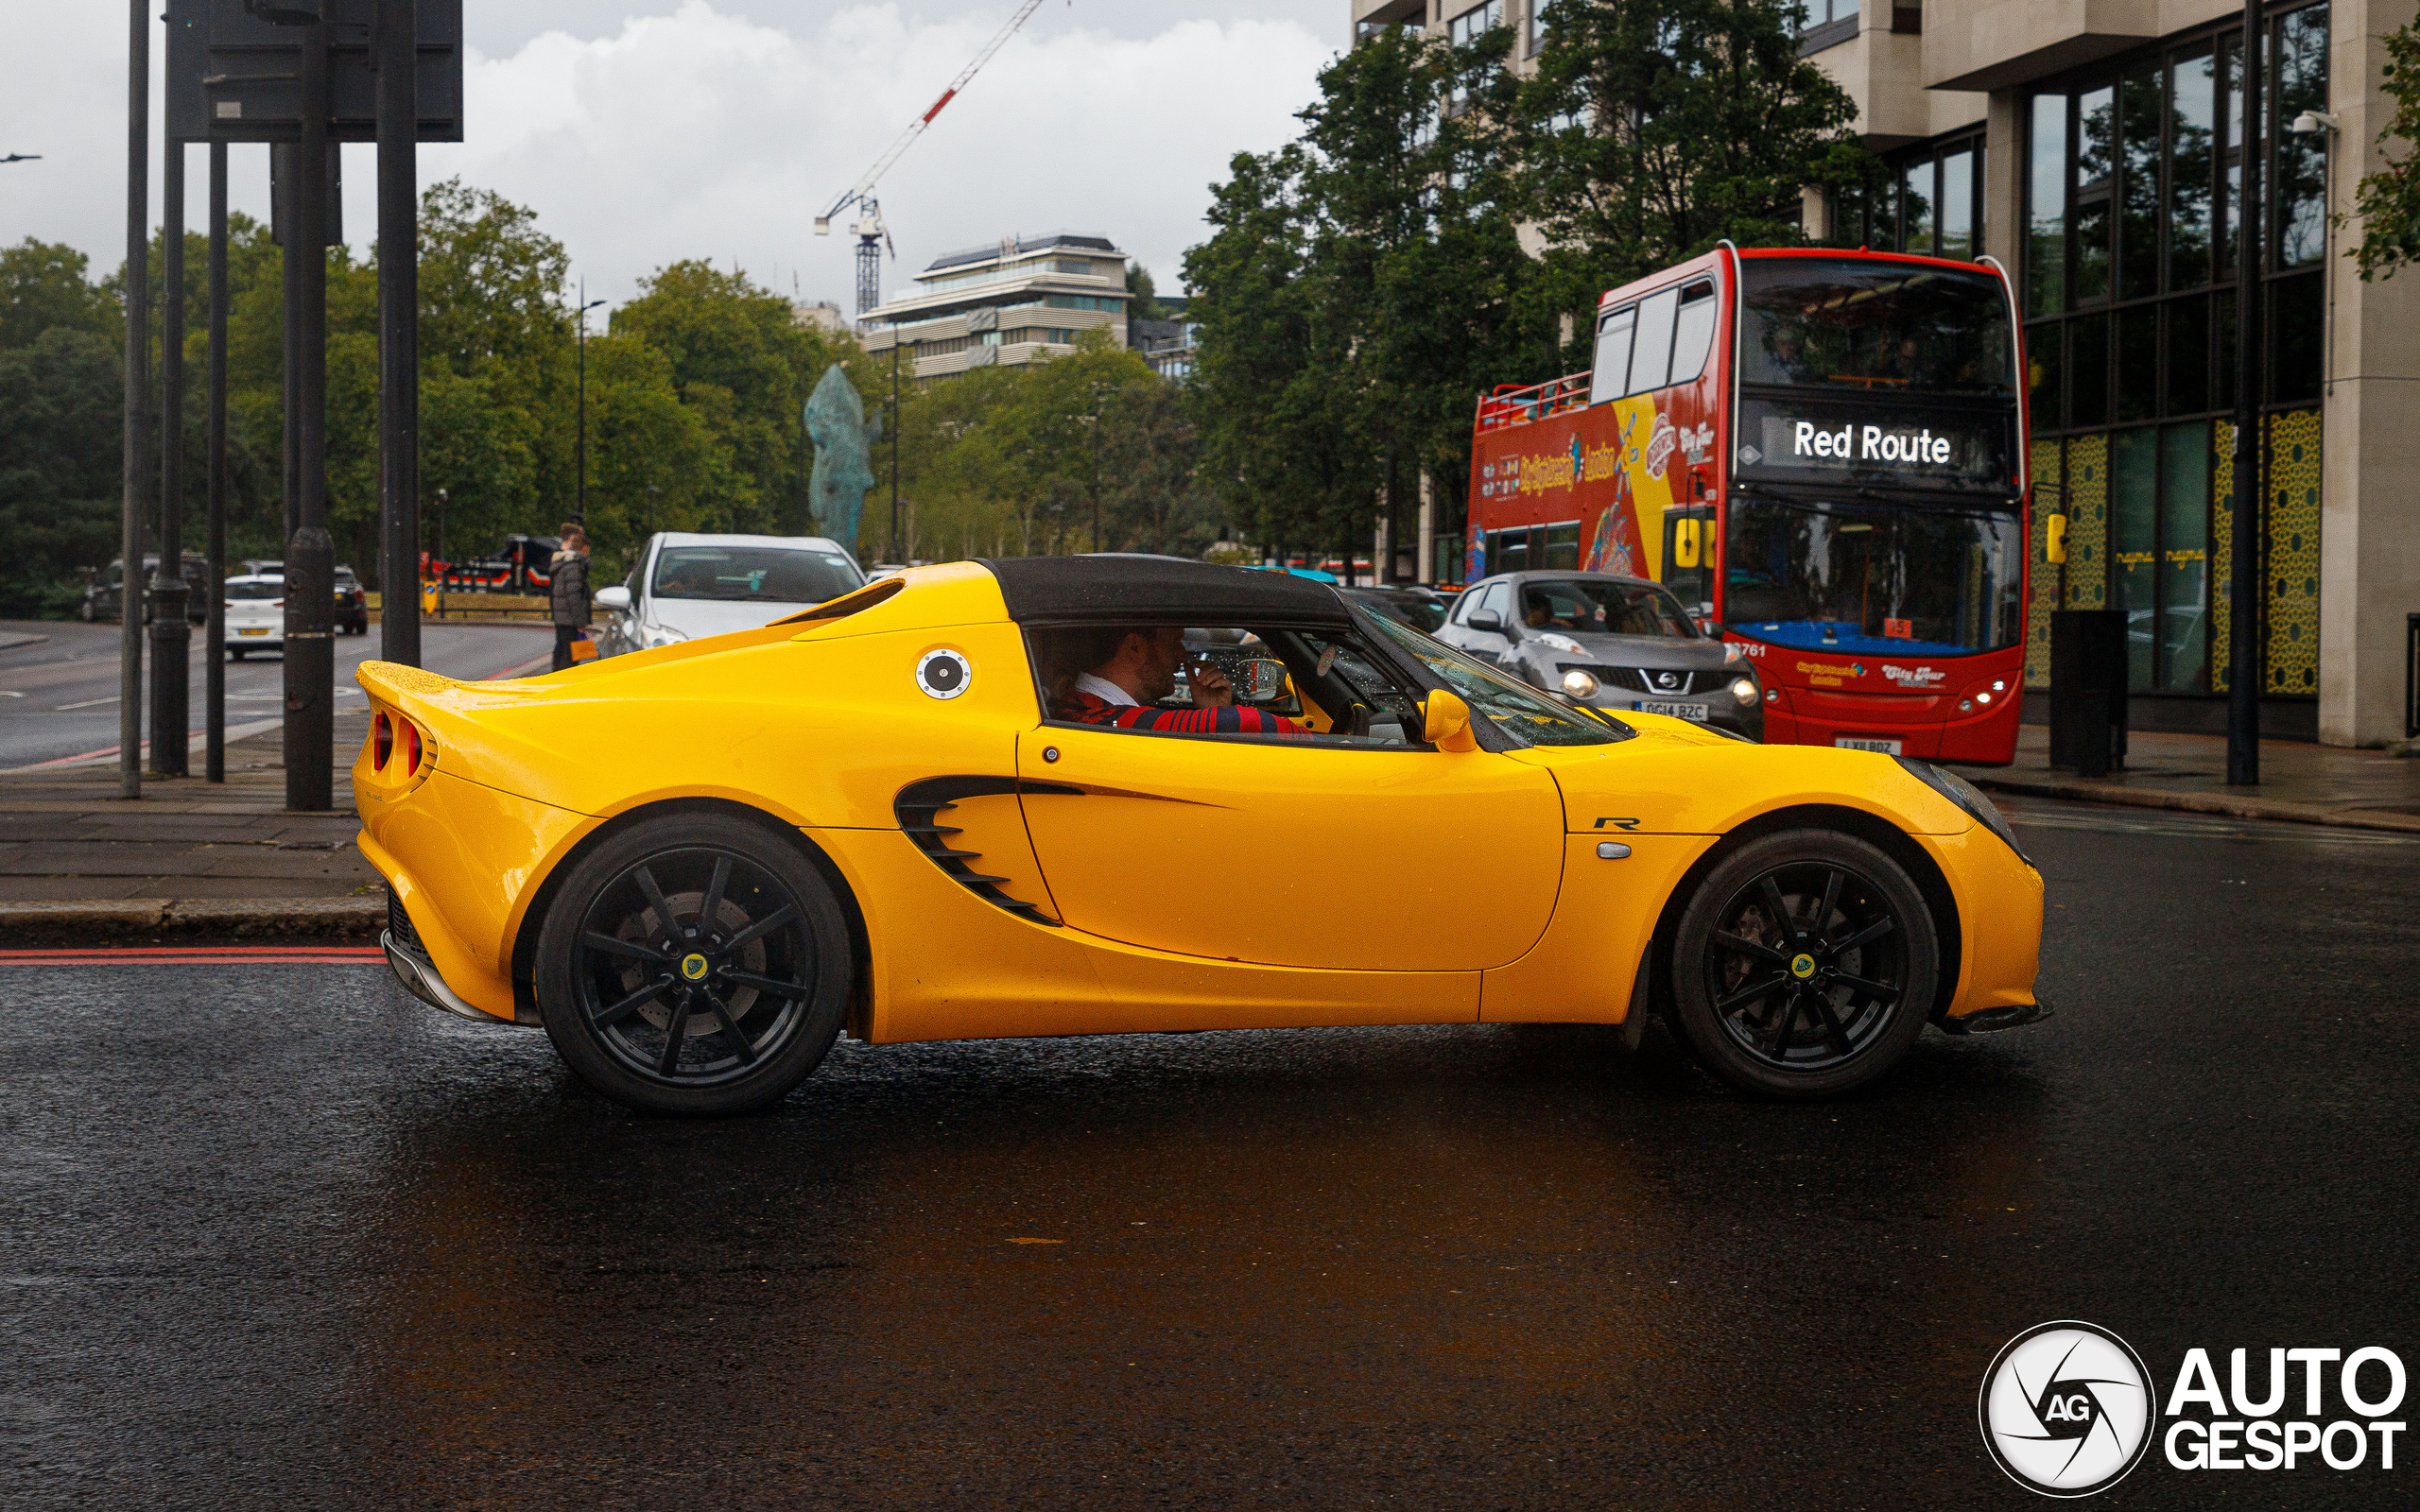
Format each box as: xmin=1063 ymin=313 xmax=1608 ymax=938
xmin=2 ymin=2 xmax=1339 ymax=314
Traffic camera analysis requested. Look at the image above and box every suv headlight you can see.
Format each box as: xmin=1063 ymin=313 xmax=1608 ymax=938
xmin=1730 ymin=676 xmax=1759 ymax=706
xmin=1894 ymin=757 xmax=2031 ymax=866
xmin=1562 ymin=668 xmax=1599 ymax=698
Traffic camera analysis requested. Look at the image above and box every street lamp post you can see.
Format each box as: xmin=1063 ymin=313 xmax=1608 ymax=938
xmin=575 ymin=289 xmax=606 ymax=527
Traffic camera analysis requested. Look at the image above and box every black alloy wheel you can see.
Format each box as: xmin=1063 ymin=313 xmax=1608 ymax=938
xmin=1668 ymin=830 xmax=1937 ymax=1098
xmin=537 ymin=813 xmax=850 ymax=1115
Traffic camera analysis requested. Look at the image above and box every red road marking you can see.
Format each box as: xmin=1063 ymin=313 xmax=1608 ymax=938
xmin=0 ymin=946 xmax=387 ymax=965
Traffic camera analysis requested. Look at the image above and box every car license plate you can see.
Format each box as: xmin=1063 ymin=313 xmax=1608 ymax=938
xmin=238 ymin=627 xmax=269 ymax=637
xmin=1636 ymin=699 xmax=1707 ymax=722
xmin=1836 ymin=735 xmax=1903 ymax=754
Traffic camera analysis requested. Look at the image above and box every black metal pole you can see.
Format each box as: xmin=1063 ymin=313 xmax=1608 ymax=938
xmin=206 ymin=142 xmax=228 ymax=782
xmin=577 ymin=282 xmax=588 ymax=527
xmin=378 ymin=0 xmax=421 ymax=667
xmin=152 ymin=138 xmax=192 ymax=777
xmin=889 ymin=338 xmax=902 ymax=562
xmin=120 ymin=0 xmax=148 ymax=801
xmin=2227 ymin=0 xmax=2264 ymax=785
xmin=285 ymin=18 xmax=335 ymax=812
xmin=152 ymin=142 xmax=192 ymax=774
xmin=276 ymin=145 xmax=301 ymax=547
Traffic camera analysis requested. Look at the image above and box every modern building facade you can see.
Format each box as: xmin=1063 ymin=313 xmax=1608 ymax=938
xmin=860 ymin=232 xmax=1132 ymax=381
xmin=1354 ymin=0 xmax=2420 ymax=746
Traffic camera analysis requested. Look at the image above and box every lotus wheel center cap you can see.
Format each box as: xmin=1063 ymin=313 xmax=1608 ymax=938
xmin=680 ymin=953 xmax=711 ymax=981
xmin=1789 ymin=953 xmax=1817 ymax=979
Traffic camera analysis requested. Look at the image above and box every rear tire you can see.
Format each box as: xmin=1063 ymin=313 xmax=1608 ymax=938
xmin=1667 ymin=830 xmax=1936 ymax=1099
xmin=228 ymin=648 xmax=244 ymax=661
xmin=537 ymin=812 xmax=851 ymax=1115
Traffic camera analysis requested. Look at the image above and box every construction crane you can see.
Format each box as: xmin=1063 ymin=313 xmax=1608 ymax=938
xmin=815 ymin=0 xmax=1051 ymax=318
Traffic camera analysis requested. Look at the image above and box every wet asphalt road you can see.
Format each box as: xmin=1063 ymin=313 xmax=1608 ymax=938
xmin=2 ymin=797 xmax=2414 ymax=1510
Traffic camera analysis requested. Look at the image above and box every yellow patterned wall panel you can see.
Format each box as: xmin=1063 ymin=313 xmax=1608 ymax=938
xmin=2062 ymin=435 xmax=2108 ymax=610
xmin=2026 ymin=439 xmax=2063 ymax=689
xmin=2265 ymin=409 xmax=2322 ymax=696
xmin=2212 ymin=421 xmax=2234 ymax=694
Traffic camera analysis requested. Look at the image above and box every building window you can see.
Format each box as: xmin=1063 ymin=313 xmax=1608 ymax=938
xmin=1447 ymin=1 xmax=1504 ymax=47
xmin=2018 ymin=2 xmax=2330 ymax=700
xmin=1827 ymin=131 xmax=1986 ymax=261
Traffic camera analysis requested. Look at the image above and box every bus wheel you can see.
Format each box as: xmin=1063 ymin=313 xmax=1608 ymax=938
xmin=1668 ymin=830 xmax=1935 ymax=1099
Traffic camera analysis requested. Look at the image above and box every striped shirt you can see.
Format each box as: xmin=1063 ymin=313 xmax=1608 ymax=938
xmin=1056 ymin=688 xmax=1310 ymax=736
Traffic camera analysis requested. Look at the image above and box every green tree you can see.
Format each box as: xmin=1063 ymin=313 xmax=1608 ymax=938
xmin=1512 ymin=0 xmax=1880 ymax=357
xmin=0 ymin=328 xmax=124 ymax=615
xmin=2352 ymin=20 xmax=2420 ymax=280
xmin=0 ymin=239 xmax=118 ymax=351
xmin=1125 ymin=262 xmax=1165 ymax=323
xmin=1185 ymin=24 xmax=1539 ymax=566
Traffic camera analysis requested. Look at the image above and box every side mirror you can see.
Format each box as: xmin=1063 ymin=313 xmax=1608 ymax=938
xmin=1236 ymin=657 xmax=1290 ymax=702
xmin=594 ymin=586 xmax=632 ymax=612
xmin=1422 ymin=690 xmax=1479 ymax=752
xmin=1466 ymin=609 xmax=1504 ymax=633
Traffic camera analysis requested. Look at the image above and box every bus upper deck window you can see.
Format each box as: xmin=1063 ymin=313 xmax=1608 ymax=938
xmin=1589 ymin=307 xmax=1636 ymax=406
xmin=1628 ymin=287 xmax=1679 ymax=393
xmin=1669 ymin=281 xmax=1719 ymax=386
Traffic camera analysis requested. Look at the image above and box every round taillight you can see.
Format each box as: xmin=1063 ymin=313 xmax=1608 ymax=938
xmin=372 ymin=713 xmax=392 ymax=769
xmin=405 ymin=721 xmax=423 ymax=772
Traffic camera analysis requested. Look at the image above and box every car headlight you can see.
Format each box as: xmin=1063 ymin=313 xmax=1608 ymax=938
xmin=1730 ymin=677 xmax=1759 ymax=706
xmin=1562 ymin=668 xmax=1599 ymax=699
xmin=1894 ymin=757 xmax=2031 ymax=866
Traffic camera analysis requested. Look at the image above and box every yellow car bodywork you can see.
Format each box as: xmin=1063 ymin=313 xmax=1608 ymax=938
xmin=353 ymin=561 xmax=2043 ymax=1043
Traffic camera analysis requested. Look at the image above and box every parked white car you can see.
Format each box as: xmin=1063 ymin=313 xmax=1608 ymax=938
xmin=222 ymin=574 xmax=285 ymax=659
xmin=594 ymin=533 xmax=867 ymax=657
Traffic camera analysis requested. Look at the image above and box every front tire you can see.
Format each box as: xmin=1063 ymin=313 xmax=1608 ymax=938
xmin=537 ymin=813 xmax=852 ymax=1115
xmin=1667 ymin=830 xmax=1937 ymax=1099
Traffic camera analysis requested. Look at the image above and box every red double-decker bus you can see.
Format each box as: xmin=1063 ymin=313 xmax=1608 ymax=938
xmin=1466 ymin=247 xmax=2029 ymax=764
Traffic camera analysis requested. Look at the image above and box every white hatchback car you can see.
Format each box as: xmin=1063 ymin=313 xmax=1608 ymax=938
xmin=222 ymin=574 xmax=285 ymax=659
xmin=594 ymin=533 xmax=866 ymax=657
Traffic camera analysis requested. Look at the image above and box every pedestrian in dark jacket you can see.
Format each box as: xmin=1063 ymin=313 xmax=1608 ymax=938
xmin=550 ymin=524 xmax=592 ymax=671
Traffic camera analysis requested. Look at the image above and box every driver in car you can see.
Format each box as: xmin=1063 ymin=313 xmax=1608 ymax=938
xmin=1048 ymin=626 xmax=1309 ymax=736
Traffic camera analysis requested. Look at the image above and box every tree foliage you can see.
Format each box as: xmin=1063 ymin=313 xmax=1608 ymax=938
xmin=2352 ymin=19 xmax=2420 ymax=280
xmin=1184 ymin=2 xmax=1880 ymax=567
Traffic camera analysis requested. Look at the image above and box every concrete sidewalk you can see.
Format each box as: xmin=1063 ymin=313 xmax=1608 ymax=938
xmin=1947 ymin=725 xmax=2420 ymax=833
xmin=0 ymin=722 xmax=384 ymax=945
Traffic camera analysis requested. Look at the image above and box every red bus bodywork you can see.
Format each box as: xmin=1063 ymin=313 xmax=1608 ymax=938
xmin=1467 ymin=247 xmax=2029 ymax=765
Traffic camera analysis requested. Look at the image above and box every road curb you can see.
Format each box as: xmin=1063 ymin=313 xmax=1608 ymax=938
xmin=0 ymin=896 xmax=384 ymax=946
xmin=1956 ymin=770 xmax=2420 ymax=835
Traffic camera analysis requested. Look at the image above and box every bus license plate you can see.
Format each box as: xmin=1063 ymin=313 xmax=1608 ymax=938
xmin=1836 ymin=735 xmax=1903 ymax=754
xmin=238 ymin=627 xmax=269 ymax=637
xmin=1637 ymin=699 xmax=1707 ymax=722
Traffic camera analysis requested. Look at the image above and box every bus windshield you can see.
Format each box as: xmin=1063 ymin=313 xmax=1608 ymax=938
xmin=1724 ymin=495 xmax=2023 ymax=657
xmin=1738 ymin=258 xmax=2014 ymax=397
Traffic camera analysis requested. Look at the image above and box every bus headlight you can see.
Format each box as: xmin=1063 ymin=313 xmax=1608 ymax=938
xmin=1730 ymin=677 xmax=1759 ymax=706
xmin=1562 ymin=668 xmax=1600 ymax=699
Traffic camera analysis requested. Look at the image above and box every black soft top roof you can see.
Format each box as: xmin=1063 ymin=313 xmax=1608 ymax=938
xmin=978 ymin=557 xmax=1351 ymax=626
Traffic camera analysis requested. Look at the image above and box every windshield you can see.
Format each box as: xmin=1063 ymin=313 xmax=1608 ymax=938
xmin=650 ymin=545 xmax=863 ymax=604
xmin=1519 ymin=577 xmax=1698 ymax=639
xmin=1363 ymin=611 xmax=1628 ymax=747
xmin=224 ymin=580 xmax=284 ymax=600
xmin=1344 ymin=590 xmax=1448 ymax=634
xmin=1724 ymin=496 xmax=2023 ymax=656
xmin=1738 ymin=258 xmax=2014 ymax=397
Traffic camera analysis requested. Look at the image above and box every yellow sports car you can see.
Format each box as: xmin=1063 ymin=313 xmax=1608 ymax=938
xmin=354 ymin=557 xmax=2047 ymax=1114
